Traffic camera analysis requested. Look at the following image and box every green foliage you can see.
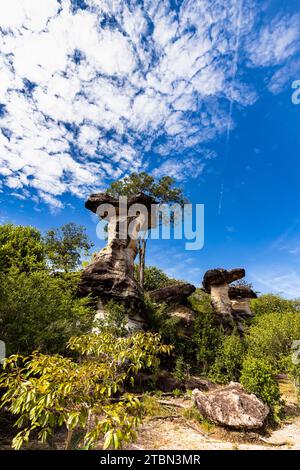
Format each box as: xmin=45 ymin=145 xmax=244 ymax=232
xmin=141 ymin=395 xmax=172 ymax=417
xmin=245 ymin=311 xmax=300 ymax=372
xmin=189 ymin=290 xmax=222 ymax=373
xmin=240 ymin=356 xmax=282 ymax=420
xmin=95 ymin=300 xmax=127 ymax=336
xmin=134 ymin=265 xmax=178 ymax=291
xmin=0 ymin=332 xmax=172 ymax=450
xmin=250 ymin=294 xmax=298 ymax=317
xmin=0 ymin=224 xmax=45 ymax=273
xmin=44 ymin=222 xmax=93 ymax=272
xmin=106 ymin=171 xmax=187 ymax=205
xmin=209 ymin=334 xmax=245 ymax=383
xmin=0 ymin=269 xmax=94 ymax=355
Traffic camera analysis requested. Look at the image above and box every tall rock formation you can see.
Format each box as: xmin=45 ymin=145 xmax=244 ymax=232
xmin=78 ymin=192 xmax=157 ymax=329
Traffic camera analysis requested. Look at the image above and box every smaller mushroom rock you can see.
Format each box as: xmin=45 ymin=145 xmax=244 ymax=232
xmin=229 ymin=285 xmax=257 ymax=318
xmin=202 ymin=268 xmax=245 ymax=318
xmin=192 ymin=382 xmax=269 ymax=429
xmin=148 ymin=283 xmax=196 ymax=304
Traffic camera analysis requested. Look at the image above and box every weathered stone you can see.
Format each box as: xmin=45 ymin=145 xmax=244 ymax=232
xmin=192 ymin=382 xmax=269 ymax=429
xmin=202 ymin=269 xmax=256 ymax=332
xmin=166 ymin=305 xmax=196 ymax=337
xmin=78 ymin=192 xmax=156 ymax=313
xmin=202 ymin=268 xmax=245 ymax=293
xmin=149 ymin=283 xmax=196 ymax=304
xmin=229 ymin=285 xmax=257 ymax=318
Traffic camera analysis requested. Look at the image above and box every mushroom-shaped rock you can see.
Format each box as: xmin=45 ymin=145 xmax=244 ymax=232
xmin=79 ymin=192 xmax=157 ymax=313
xmin=229 ymin=285 xmax=257 ymax=318
xmin=148 ymin=283 xmax=196 ymax=304
xmin=202 ymin=268 xmax=245 ymax=319
xmin=202 ymin=268 xmax=245 ymax=293
xmin=192 ymin=382 xmax=269 ymax=429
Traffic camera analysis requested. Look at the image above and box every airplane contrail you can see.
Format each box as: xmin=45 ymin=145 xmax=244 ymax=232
xmin=218 ymin=0 xmax=244 ymax=215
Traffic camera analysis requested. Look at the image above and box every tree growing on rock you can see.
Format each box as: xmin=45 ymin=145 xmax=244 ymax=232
xmin=106 ymin=172 xmax=187 ymax=288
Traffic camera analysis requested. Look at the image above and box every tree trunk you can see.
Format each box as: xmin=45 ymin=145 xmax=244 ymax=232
xmin=138 ymin=237 xmax=147 ymax=289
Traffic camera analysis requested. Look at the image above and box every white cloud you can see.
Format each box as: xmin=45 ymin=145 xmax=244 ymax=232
xmin=0 ymin=0 xmax=298 ymax=209
xmin=246 ymin=13 xmax=300 ymax=67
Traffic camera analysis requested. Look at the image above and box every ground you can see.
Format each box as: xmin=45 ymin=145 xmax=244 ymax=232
xmin=125 ymin=378 xmax=300 ymax=450
xmin=1 ymin=378 xmax=299 ymax=451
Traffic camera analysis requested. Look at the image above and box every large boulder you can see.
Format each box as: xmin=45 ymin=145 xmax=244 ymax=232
xmin=192 ymin=382 xmax=269 ymax=429
xmin=149 ymin=283 xmax=196 ymax=304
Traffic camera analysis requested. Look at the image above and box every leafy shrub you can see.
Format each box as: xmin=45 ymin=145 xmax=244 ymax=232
xmin=0 ymin=269 xmax=94 ymax=355
xmin=134 ymin=265 xmax=178 ymax=291
xmin=0 ymin=224 xmax=45 ymax=273
xmin=0 ymin=332 xmax=172 ymax=450
xmin=209 ymin=334 xmax=245 ymax=383
xmin=189 ymin=290 xmax=222 ymax=373
xmin=245 ymin=311 xmax=300 ymax=372
xmin=250 ymin=294 xmax=299 ymax=317
xmin=240 ymin=356 xmax=282 ymax=421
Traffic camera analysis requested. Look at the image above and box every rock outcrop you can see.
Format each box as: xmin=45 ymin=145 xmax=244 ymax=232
xmin=149 ymin=283 xmax=196 ymax=336
xmin=149 ymin=283 xmax=196 ymax=304
xmin=202 ymin=268 xmax=256 ymax=332
xmin=229 ymin=285 xmax=257 ymax=319
xmin=79 ymin=192 xmax=157 ymax=328
xmin=192 ymin=382 xmax=269 ymax=429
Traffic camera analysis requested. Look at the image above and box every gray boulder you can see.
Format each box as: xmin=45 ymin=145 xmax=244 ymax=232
xmin=192 ymin=382 xmax=269 ymax=429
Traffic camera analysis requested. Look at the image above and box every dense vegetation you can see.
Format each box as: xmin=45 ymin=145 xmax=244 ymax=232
xmin=1 ymin=222 xmax=300 ymax=448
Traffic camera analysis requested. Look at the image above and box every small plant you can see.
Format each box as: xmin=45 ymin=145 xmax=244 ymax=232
xmin=141 ymin=396 xmax=171 ymax=418
xmin=173 ymin=355 xmax=190 ymax=382
xmin=181 ymin=407 xmax=215 ymax=433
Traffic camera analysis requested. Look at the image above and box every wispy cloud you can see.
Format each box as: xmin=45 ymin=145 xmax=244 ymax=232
xmin=0 ymin=0 xmax=299 ymax=208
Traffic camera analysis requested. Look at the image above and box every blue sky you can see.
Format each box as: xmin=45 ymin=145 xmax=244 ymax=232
xmin=0 ymin=0 xmax=300 ymax=297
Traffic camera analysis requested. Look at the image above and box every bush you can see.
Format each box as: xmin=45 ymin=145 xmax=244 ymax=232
xmin=134 ymin=265 xmax=178 ymax=291
xmin=209 ymin=334 xmax=245 ymax=383
xmin=0 ymin=269 xmax=94 ymax=355
xmin=250 ymin=294 xmax=298 ymax=317
xmin=245 ymin=311 xmax=300 ymax=372
xmin=189 ymin=290 xmax=222 ymax=373
xmin=240 ymin=356 xmax=282 ymax=420
xmin=0 ymin=332 xmax=172 ymax=450
xmin=0 ymin=224 xmax=45 ymax=273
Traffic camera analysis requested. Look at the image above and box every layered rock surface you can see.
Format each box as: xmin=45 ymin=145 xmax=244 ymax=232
xmin=79 ymin=192 xmax=156 ymax=323
xmin=192 ymin=382 xmax=269 ymax=429
xmin=202 ymin=268 xmax=257 ymax=332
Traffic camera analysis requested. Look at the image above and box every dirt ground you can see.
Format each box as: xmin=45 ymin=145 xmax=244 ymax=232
xmin=1 ymin=379 xmax=299 ymax=451
xmin=126 ymin=379 xmax=300 ymax=450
